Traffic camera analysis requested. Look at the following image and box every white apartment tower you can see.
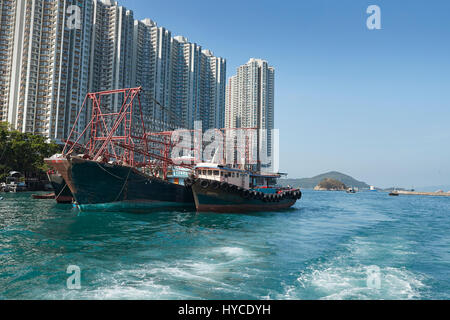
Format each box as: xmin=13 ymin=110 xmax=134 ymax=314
xmin=225 ymin=75 xmax=237 ymax=129
xmin=201 ymin=49 xmax=226 ymax=130
xmin=0 ymin=0 xmax=16 ymax=123
xmin=1 ymin=0 xmax=226 ymax=141
xmin=5 ymin=0 xmax=95 ymax=140
xmin=170 ymin=36 xmax=226 ymax=131
xmin=132 ymin=18 xmax=173 ymax=132
xmin=225 ymin=58 xmax=275 ymax=169
xmin=170 ymin=36 xmax=202 ymax=130
xmin=90 ymin=0 xmax=134 ymax=112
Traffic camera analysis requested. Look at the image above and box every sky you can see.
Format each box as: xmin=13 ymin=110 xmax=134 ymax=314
xmin=120 ymin=0 xmax=450 ymax=188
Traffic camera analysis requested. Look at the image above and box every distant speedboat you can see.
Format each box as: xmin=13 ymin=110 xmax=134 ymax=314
xmin=389 ymin=191 xmax=399 ymax=196
xmin=346 ymin=187 xmax=356 ymax=194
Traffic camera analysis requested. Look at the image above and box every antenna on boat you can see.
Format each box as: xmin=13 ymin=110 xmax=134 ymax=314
xmin=211 ymin=145 xmax=221 ymax=164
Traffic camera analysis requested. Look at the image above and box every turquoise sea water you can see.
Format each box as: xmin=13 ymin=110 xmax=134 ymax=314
xmin=0 ymin=190 xmax=449 ymax=300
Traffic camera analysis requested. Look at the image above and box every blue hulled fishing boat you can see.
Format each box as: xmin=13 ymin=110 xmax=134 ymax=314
xmin=45 ymin=155 xmax=195 ymax=212
xmin=188 ymin=163 xmax=301 ymax=213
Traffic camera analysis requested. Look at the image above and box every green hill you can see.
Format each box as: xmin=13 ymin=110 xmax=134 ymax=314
xmin=279 ymin=171 xmax=370 ymax=189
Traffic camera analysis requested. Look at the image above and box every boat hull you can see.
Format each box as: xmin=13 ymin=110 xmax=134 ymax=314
xmin=45 ymin=157 xmax=195 ymax=212
xmin=48 ymin=173 xmax=73 ymax=204
xmin=191 ymin=180 xmax=298 ymax=213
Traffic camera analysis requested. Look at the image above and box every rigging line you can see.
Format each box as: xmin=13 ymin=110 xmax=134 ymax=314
xmin=54 ymin=182 xmax=69 ymax=199
xmin=114 ymin=165 xmax=133 ymax=202
xmin=94 ymin=155 xmax=160 ymax=184
xmin=95 ymin=161 xmax=125 ymax=181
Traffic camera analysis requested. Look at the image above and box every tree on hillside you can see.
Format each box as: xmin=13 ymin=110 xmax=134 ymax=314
xmin=0 ymin=122 xmax=60 ymax=181
xmin=315 ymin=178 xmax=347 ymax=191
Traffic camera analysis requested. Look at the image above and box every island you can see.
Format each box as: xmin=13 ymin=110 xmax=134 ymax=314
xmin=279 ymin=171 xmax=369 ymax=190
xmin=314 ymin=178 xmax=347 ymax=191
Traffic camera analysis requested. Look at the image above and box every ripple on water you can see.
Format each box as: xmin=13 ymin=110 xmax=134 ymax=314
xmin=273 ymin=234 xmax=428 ymax=300
xmin=294 ymin=264 xmax=426 ymax=300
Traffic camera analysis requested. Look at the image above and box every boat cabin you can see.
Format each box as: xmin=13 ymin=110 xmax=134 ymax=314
xmin=167 ymin=166 xmax=191 ymax=186
xmin=194 ymin=164 xmax=250 ymax=188
xmin=194 ymin=164 xmax=283 ymax=190
xmin=250 ymin=172 xmax=282 ymax=189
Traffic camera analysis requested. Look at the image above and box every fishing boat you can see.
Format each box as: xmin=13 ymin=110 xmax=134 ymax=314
xmin=188 ymin=163 xmax=301 ymax=213
xmin=45 ymin=155 xmax=194 ymax=212
xmin=45 ymin=87 xmax=196 ymax=212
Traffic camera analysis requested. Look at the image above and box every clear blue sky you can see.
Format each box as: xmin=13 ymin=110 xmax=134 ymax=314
xmin=120 ymin=0 xmax=450 ymax=188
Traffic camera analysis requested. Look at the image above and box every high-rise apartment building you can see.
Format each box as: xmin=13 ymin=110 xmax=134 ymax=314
xmin=201 ymin=49 xmax=226 ymax=130
xmin=3 ymin=0 xmax=95 ymax=139
xmin=225 ymin=75 xmax=237 ymax=129
xmin=225 ymin=58 xmax=275 ymax=169
xmin=0 ymin=0 xmax=16 ymax=123
xmin=1 ymin=0 xmax=226 ymax=141
xmin=170 ymin=36 xmax=202 ymax=130
xmin=169 ymin=37 xmax=226 ymax=131
xmin=133 ymin=18 xmax=173 ymax=132
xmin=90 ymin=0 xmax=134 ymax=112
xmin=132 ymin=25 xmax=226 ymax=132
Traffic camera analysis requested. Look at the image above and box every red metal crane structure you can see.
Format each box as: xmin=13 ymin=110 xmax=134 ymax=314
xmin=62 ymin=87 xmax=197 ymax=179
xmin=62 ymin=87 xmax=258 ymax=179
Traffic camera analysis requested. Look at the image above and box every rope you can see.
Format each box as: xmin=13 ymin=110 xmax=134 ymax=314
xmin=55 ymin=183 xmax=69 ymax=199
xmin=94 ymin=161 xmax=165 ymax=202
xmin=95 ymin=161 xmax=159 ymax=184
xmin=95 ymin=161 xmax=125 ymax=180
xmin=114 ymin=166 xmax=133 ymax=202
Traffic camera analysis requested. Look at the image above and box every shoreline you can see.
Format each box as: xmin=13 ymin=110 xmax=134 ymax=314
xmin=394 ymin=191 xmax=450 ymax=197
xmin=304 ymin=189 xmax=450 ymax=197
